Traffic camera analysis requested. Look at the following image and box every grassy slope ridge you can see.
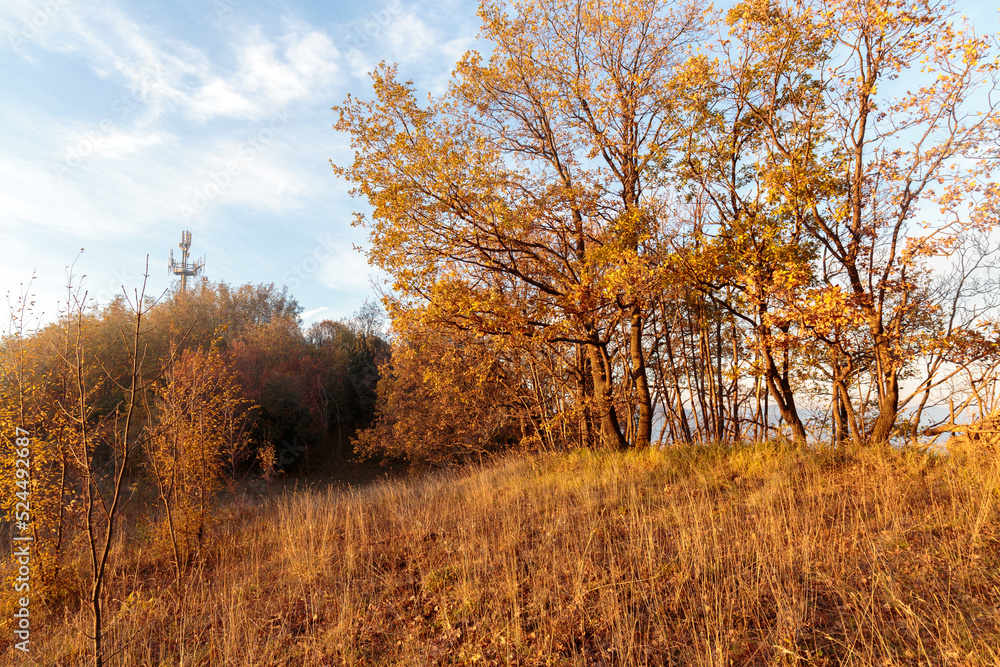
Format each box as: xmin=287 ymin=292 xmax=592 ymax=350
xmin=9 ymin=442 xmax=1000 ymax=666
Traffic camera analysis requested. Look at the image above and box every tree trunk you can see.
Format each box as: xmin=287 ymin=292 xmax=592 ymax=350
xmin=758 ymin=335 xmax=807 ymax=444
xmin=587 ymin=342 xmax=628 ymax=450
xmin=92 ymin=583 xmax=104 ymax=667
xmin=868 ymin=367 xmax=899 ymax=445
xmin=663 ymin=324 xmax=693 ymax=444
xmin=628 ymin=305 xmax=653 ymax=448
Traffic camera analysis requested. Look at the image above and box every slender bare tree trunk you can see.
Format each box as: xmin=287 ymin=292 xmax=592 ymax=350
xmin=628 ymin=306 xmax=653 ymax=448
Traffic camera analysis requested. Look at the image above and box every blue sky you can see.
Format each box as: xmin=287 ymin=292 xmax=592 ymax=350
xmin=2 ymin=0 xmax=998 ymax=330
xmin=0 ymin=0 xmax=480 ymax=326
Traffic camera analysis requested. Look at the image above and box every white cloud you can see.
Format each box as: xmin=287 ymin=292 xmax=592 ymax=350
xmin=0 ymin=149 xmax=114 ymax=235
xmin=188 ymin=78 xmax=256 ymax=119
xmin=0 ymin=3 xmax=341 ymax=239
xmin=341 ymin=5 xmax=475 ymax=92
xmin=96 ymin=130 xmax=169 ymax=159
xmin=14 ymin=3 xmax=341 ymax=123
xmin=301 ymin=305 xmax=330 ymax=322
xmin=0 ymin=110 xmax=316 ymax=241
xmin=184 ymin=29 xmax=341 ymax=121
xmin=1 ymin=0 xmax=74 ymax=60
xmin=386 ymin=14 xmax=435 ymax=57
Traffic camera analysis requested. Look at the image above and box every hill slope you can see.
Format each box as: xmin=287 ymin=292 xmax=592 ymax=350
xmin=15 ymin=442 xmax=1000 ymax=666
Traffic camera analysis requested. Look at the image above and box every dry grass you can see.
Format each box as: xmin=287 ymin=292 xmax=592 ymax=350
xmin=5 ymin=440 xmax=1000 ymax=666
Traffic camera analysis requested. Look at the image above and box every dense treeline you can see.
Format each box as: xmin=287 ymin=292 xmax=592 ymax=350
xmin=1 ymin=278 xmax=389 ymax=475
xmin=337 ymin=0 xmax=1000 ymax=463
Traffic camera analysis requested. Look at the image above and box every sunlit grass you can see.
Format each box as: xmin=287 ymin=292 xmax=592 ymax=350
xmin=5 ymin=439 xmax=1000 ymax=665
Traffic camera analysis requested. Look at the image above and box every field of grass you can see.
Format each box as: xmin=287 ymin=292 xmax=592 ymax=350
xmin=5 ymin=440 xmax=1000 ymax=666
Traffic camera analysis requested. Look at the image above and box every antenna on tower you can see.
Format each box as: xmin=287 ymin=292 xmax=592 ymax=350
xmin=168 ymin=230 xmax=205 ymax=293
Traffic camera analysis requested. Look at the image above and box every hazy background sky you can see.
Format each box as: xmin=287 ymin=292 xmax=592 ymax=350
xmin=2 ymin=0 xmax=997 ymax=328
xmin=0 ymin=0 xmax=479 ymax=326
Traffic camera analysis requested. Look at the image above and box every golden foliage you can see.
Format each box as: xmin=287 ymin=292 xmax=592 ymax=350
xmin=148 ymin=341 xmax=256 ymax=568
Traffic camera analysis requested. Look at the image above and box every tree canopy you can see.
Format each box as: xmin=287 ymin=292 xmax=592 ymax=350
xmin=335 ymin=0 xmax=1000 ymax=453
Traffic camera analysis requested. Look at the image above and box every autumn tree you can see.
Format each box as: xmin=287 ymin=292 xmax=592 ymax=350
xmin=144 ymin=279 xmax=303 ymax=356
xmin=667 ymin=0 xmax=830 ymax=443
xmin=229 ymin=316 xmax=318 ymax=468
xmin=334 ymin=0 xmax=706 ymax=449
xmin=0 ymin=283 xmax=79 ymax=602
xmin=674 ymin=0 xmax=1000 ymax=444
xmin=148 ymin=341 xmax=256 ymax=576
xmin=1 ymin=267 xmax=160 ymax=665
xmin=354 ymin=308 xmax=526 ymax=467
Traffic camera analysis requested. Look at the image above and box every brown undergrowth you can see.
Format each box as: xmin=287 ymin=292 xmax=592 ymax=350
xmin=4 ymin=440 xmax=1000 ymax=666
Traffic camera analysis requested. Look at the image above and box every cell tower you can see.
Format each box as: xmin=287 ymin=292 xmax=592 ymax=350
xmin=168 ymin=230 xmax=205 ymax=292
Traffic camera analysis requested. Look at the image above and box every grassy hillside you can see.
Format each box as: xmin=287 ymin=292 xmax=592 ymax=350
xmin=8 ymin=441 xmax=1000 ymax=666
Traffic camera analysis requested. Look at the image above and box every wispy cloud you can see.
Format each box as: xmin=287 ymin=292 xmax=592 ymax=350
xmin=317 ymin=244 xmax=383 ymax=293
xmin=185 ymin=29 xmax=340 ymax=121
xmin=0 ymin=0 xmax=479 ymax=326
xmin=301 ymin=305 xmax=330 ymax=322
xmin=0 ymin=2 xmax=342 ymax=238
xmin=9 ymin=2 xmax=341 ymax=122
xmin=342 ymin=1 xmax=475 ymax=87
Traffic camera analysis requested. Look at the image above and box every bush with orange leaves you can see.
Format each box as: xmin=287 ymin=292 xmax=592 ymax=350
xmin=147 ymin=341 xmax=257 ymax=575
